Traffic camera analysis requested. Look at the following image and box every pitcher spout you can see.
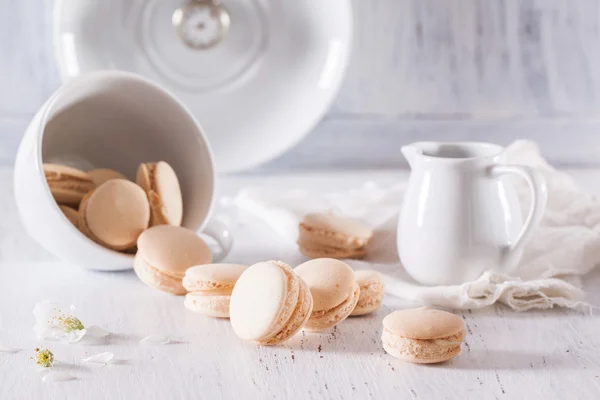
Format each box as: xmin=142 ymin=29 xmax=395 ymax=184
xmin=401 ymin=144 xmax=421 ymax=168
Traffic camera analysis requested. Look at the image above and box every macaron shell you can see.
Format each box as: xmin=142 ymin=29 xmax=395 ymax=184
xmin=134 ymin=252 xmax=187 ymax=295
xmin=230 ymin=261 xmax=297 ymax=342
xmin=136 ymin=162 xmax=183 ymax=227
xmin=43 ymin=163 xmax=92 ymax=181
xmin=88 ymin=168 xmax=128 ymax=186
xmin=261 ymin=276 xmax=313 ymax=345
xmin=182 ymin=264 xmax=248 ymax=292
xmin=382 ymin=307 xmax=465 ymax=340
xmin=295 ymin=258 xmax=356 ymax=311
xmin=304 ymin=280 xmax=360 ymax=331
xmin=301 ymin=212 xmax=373 ymax=240
xmin=184 ymin=292 xmax=231 ymax=318
xmin=59 ymin=205 xmax=80 ymax=229
xmin=80 ymin=180 xmax=150 ymax=250
xmin=137 ymin=225 xmax=212 ymax=278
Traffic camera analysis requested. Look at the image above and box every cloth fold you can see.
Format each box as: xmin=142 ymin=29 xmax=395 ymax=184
xmin=234 ymin=141 xmax=600 ymax=311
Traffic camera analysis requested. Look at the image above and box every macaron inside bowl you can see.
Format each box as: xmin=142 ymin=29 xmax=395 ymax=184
xmin=183 ymin=263 xmax=248 ymax=318
xmin=43 ymin=163 xmax=95 ymax=207
xmin=136 ymin=161 xmax=183 ymax=227
xmin=134 ymin=225 xmax=212 ymax=295
xmin=59 ymin=205 xmax=80 ymax=229
xmin=88 ymin=168 xmax=128 ymax=186
xmin=350 ymin=270 xmax=385 ymax=316
xmin=230 ymin=261 xmax=313 ymax=345
xmin=381 ymin=307 xmax=465 ymax=364
xmin=78 ymin=179 xmax=150 ymax=251
xmin=295 ymin=258 xmax=360 ymax=331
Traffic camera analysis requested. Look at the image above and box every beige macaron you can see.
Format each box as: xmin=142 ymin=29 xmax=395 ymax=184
xmin=350 ymin=270 xmax=385 ymax=316
xmin=134 ymin=225 xmax=212 ymax=295
xmin=59 ymin=205 xmax=80 ymax=230
xmin=298 ymin=212 xmax=373 ymax=259
xmin=136 ymin=161 xmax=183 ymax=227
xmin=78 ymin=179 xmax=150 ymax=251
xmin=230 ymin=261 xmax=313 ymax=345
xmin=382 ymin=307 xmax=465 ymax=364
xmin=88 ymin=168 xmax=128 ymax=186
xmin=43 ymin=164 xmax=95 ymax=207
xmin=295 ymin=258 xmax=360 ymax=331
xmin=183 ymin=263 xmax=248 ymax=318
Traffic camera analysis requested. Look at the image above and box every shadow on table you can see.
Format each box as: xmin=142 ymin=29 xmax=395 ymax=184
xmin=284 ymin=312 xmax=387 ymax=355
xmin=432 ymin=349 xmax=574 ymax=371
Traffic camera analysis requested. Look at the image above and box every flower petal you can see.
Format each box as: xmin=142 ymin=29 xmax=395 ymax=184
xmin=42 ymin=371 xmax=75 ymax=383
xmin=140 ymin=334 xmax=170 ymax=344
xmin=64 ymin=329 xmax=87 ymax=343
xmin=86 ymin=325 xmax=110 ymax=338
xmin=82 ymin=352 xmax=114 ymax=366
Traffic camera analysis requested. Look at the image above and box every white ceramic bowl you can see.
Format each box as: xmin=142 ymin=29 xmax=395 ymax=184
xmin=53 ymin=0 xmax=353 ymax=172
xmin=14 ymin=71 xmax=230 ymax=271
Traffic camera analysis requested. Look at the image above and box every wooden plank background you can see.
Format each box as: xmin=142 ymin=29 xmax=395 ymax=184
xmin=2 ymin=0 xmax=600 ymax=168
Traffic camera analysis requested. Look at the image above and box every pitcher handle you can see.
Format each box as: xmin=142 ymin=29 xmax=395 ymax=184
xmin=490 ymin=165 xmax=548 ymax=271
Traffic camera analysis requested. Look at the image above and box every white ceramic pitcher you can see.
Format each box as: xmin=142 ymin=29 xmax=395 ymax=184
xmin=398 ymin=142 xmax=548 ymax=285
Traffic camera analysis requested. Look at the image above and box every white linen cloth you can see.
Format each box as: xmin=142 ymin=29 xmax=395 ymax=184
xmin=234 ymin=141 xmax=600 ymax=311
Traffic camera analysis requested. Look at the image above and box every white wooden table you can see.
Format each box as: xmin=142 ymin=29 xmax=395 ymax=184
xmin=1 ymin=168 xmax=599 ymax=399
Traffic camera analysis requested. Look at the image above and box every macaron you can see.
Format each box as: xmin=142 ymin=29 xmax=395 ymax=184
xmin=78 ymin=179 xmax=150 ymax=251
xmin=88 ymin=168 xmax=128 ymax=186
xmin=382 ymin=307 xmax=465 ymax=364
xmin=295 ymin=258 xmax=360 ymax=331
xmin=43 ymin=164 xmax=95 ymax=207
xmin=350 ymin=270 xmax=385 ymax=316
xmin=183 ymin=263 xmax=248 ymax=318
xmin=59 ymin=205 xmax=80 ymax=229
xmin=136 ymin=161 xmax=183 ymax=227
xmin=230 ymin=261 xmax=313 ymax=345
xmin=134 ymin=225 xmax=212 ymax=295
xmin=298 ymin=212 xmax=373 ymax=259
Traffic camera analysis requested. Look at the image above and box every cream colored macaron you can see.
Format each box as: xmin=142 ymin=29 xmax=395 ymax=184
xmin=136 ymin=161 xmax=183 ymax=227
xmin=88 ymin=168 xmax=128 ymax=186
xmin=230 ymin=261 xmax=313 ymax=345
xmin=59 ymin=205 xmax=80 ymax=229
xmin=295 ymin=258 xmax=360 ymax=331
xmin=350 ymin=270 xmax=385 ymax=316
xmin=298 ymin=212 xmax=373 ymax=259
xmin=183 ymin=263 xmax=248 ymax=318
xmin=134 ymin=225 xmax=212 ymax=295
xmin=44 ymin=164 xmax=95 ymax=207
xmin=78 ymin=179 xmax=150 ymax=251
xmin=382 ymin=307 xmax=465 ymax=364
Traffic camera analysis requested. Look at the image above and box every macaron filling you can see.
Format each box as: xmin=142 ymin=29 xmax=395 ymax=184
xmin=353 ymin=281 xmax=384 ymax=312
xmin=261 ymin=278 xmax=313 ymax=345
xmin=184 ymin=292 xmax=231 ymax=317
xmin=305 ymin=281 xmax=360 ymax=330
xmin=381 ymin=329 xmax=464 ymax=362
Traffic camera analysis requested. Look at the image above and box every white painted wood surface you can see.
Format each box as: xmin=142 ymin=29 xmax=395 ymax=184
xmin=2 ymin=0 xmax=600 ymax=167
xmin=1 ymin=168 xmax=599 ymax=399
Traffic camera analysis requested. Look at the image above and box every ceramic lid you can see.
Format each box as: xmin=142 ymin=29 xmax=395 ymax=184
xmin=53 ymin=0 xmax=352 ymax=172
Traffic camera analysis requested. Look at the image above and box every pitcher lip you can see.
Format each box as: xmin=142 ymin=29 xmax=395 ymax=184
xmin=406 ymin=141 xmax=504 ymax=161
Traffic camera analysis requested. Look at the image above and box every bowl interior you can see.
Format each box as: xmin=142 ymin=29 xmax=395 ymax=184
xmin=41 ymin=73 xmax=214 ymax=232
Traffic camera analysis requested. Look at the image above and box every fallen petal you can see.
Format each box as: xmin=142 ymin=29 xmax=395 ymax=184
xmin=42 ymin=371 xmax=75 ymax=383
xmin=140 ymin=335 xmax=170 ymax=344
xmin=86 ymin=326 xmax=110 ymax=338
xmin=65 ymin=329 xmax=87 ymax=343
xmin=82 ymin=352 xmax=114 ymax=365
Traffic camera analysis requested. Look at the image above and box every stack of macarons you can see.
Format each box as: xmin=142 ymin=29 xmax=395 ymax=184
xmin=298 ymin=212 xmax=373 ymax=259
xmin=43 ymin=161 xmax=185 ymax=254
